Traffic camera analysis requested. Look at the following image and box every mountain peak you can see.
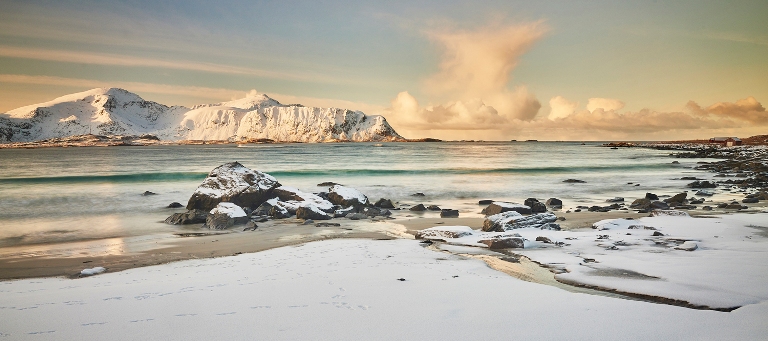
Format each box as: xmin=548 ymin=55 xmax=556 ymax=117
xmin=192 ymin=90 xmax=282 ymax=111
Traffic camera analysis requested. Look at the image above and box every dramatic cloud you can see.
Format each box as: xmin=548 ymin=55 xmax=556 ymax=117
xmin=586 ymin=98 xmax=625 ymax=112
xmin=548 ymin=96 xmax=578 ymax=120
xmin=387 ymin=22 xmax=548 ymax=134
xmin=533 ymin=96 xmax=768 ymax=140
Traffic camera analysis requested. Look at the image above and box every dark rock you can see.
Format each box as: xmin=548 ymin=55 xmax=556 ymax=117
xmin=664 ymin=193 xmax=687 ymax=204
xmin=689 ymin=199 xmax=704 ymax=204
xmin=244 ymin=221 xmax=258 ymax=230
xmin=427 ymin=205 xmax=441 ymax=211
xmin=482 ymin=202 xmax=532 ymax=215
xmin=605 ymin=197 xmax=624 ymax=203
xmin=253 ymin=201 xmax=275 ymax=216
xmin=186 ymin=162 xmax=280 ymax=211
xmin=672 ymin=161 xmax=680 ymax=164
xmin=545 ymin=198 xmax=563 ymax=207
xmin=411 ymin=192 xmax=426 ymax=197
xmin=535 ymin=236 xmax=553 ymax=244
xmin=166 ymin=202 xmax=183 ymax=208
xmin=205 ymin=212 xmax=249 ymax=230
xmin=440 ymin=209 xmax=459 ymax=218
xmin=702 ymin=206 xmax=713 ymax=211
xmin=296 ymin=206 xmax=332 ymax=220
xmin=695 ymin=190 xmax=714 ymax=196
xmin=479 ymin=237 xmax=524 ymax=249
xmin=680 ymin=176 xmax=698 ymax=180
xmin=345 ymin=213 xmax=368 ymax=220
xmin=725 ymin=202 xmax=747 ymax=210
xmin=164 ymin=209 xmax=208 ymax=225
xmin=717 ymin=203 xmax=728 ymax=208
xmin=650 ymin=201 xmax=670 ymax=210
xmin=687 ymin=180 xmax=717 ymax=188
xmin=409 ymin=204 xmax=426 ymax=212
xmin=645 ymin=193 xmax=659 ymax=200
xmin=269 ymin=205 xmax=291 ymax=219
xmin=317 ymin=182 xmax=339 ymax=187
xmin=142 ymin=191 xmax=157 ymax=196
xmin=362 ymin=206 xmax=391 ymax=217
xmin=630 ymin=198 xmax=652 ymax=209
xmin=524 ymin=198 xmax=547 ymax=213
xmin=478 ymin=199 xmax=494 ymax=205
xmin=563 ymin=179 xmax=586 ymax=183
xmin=374 ymin=198 xmax=395 ymax=209
xmin=315 ymin=222 xmax=341 ymax=227
xmin=652 ymin=231 xmax=664 ymax=236
xmin=742 ymin=197 xmax=759 ymax=204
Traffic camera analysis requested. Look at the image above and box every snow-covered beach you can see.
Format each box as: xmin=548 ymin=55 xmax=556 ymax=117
xmin=3 ymin=228 xmax=768 ymax=340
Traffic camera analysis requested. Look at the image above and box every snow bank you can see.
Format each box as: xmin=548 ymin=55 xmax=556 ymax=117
xmin=2 ymin=239 xmax=767 ymax=340
xmin=79 ymin=267 xmax=105 ymax=276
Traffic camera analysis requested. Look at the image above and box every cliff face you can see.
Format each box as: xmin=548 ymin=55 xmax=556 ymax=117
xmin=0 ymin=88 xmax=404 ymax=143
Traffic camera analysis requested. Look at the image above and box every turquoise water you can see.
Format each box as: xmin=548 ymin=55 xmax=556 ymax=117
xmin=0 ymin=142 xmax=714 ymax=248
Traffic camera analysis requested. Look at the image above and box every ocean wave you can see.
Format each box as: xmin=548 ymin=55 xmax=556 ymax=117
xmin=0 ymin=163 xmax=671 ymax=184
xmin=0 ymin=172 xmax=209 ymax=184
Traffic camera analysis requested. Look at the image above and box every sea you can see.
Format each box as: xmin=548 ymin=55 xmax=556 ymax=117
xmin=0 ymin=142 xmax=725 ymax=255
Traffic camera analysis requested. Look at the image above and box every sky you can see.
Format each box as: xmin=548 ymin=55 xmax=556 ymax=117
xmin=0 ymin=0 xmax=766 ymax=140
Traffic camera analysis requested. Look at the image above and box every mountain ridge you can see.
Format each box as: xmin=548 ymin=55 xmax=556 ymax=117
xmin=0 ymin=88 xmax=404 ymax=143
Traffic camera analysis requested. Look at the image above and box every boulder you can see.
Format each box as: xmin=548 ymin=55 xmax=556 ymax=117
xmin=687 ymin=180 xmax=717 ymax=188
xmin=362 ymin=207 xmax=391 ymax=217
xmin=649 ymin=210 xmax=690 ymax=217
xmin=269 ymin=205 xmax=291 ymax=219
xmin=664 ymin=192 xmax=687 ymax=204
xmin=523 ymin=198 xmax=547 ymax=213
xmin=142 ymin=191 xmax=157 ymax=196
xmin=478 ymin=199 xmax=494 ymax=205
xmin=409 ymin=204 xmax=426 ymax=212
xmin=164 ymin=209 xmax=208 ymax=225
xmin=414 ymin=226 xmax=474 ymax=240
xmin=482 ymin=202 xmax=532 ymax=216
xmin=482 ymin=212 xmax=558 ymax=232
xmin=695 ymin=190 xmax=714 ymax=197
xmin=272 ymin=186 xmax=334 ymax=212
xmin=374 ymin=198 xmax=396 ymax=209
xmin=327 ymin=185 xmax=369 ymax=208
xmin=317 ymin=182 xmax=339 ymax=187
xmin=440 ymin=209 xmax=459 ymax=218
xmin=650 ymin=201 xmax=670 ymax=210
xmin=479 ymin=237 xmax=524 ymax=249
xmin=545 ymin=198 xmax=563 ymax=207
xmin=605 ymin=197 xmax=624 ymax=203
xmin=645 ymin=193 xmax=659 ymax=200
xmin=742 ymin=197 xmax=759 ymax=204
xmin=411 ymin=192 xmax=426 ymax=197
xmin=186 ymin=162 xmax=280 ymax=211
xmin=166 ymin=202 xmax=183 ymax=208
xmin=563 ymin=179 xmax=586 ymax=183
xmin=427 ymin=205 xmax=441 ymax=211
xmin=334 ymin=206 xmax=358 ymax=217
xmin=345 ymin=213 xmax=368 ymax=220
xmin=296 ymin=206 xmax=332 ymax=220
xmin=204 ymin=203 xmax=249 ymax=230
xmin=630 ymin=198 xmax=651 ymax=209
xmin=535 ymin=236 xmax=553 ymax=244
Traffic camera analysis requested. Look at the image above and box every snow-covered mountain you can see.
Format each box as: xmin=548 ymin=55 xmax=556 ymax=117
xmin=0 ymin=88 xmax=404 ymax=143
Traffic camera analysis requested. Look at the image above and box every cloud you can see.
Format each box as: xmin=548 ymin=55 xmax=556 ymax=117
xmin=0 ymin=45 xmax=346 ymax=84
xmin=548 ymin=96 xmax=578 ymax=120
xmin=586 ymin=98 xmax=625 ymax=112
xmin=387 ymin=22 xmax=548 ymax=133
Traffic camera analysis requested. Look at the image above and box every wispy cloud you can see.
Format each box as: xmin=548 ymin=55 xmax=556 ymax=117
xmin=0 ymin=46 xmax=346 ymax=84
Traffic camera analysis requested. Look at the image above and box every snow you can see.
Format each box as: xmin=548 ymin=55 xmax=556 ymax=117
xmin=209 ymin=203 xmax=247 ymax=218
xmin=275 ymin=186 xmax=334 ymax=211
xmin=193 ymin=162 xmax=278 ymax=199
xmin=329 ymin=185 xmax=369 ymax=205
xmin=0 ymin=88 xmax=403 ymax=143
xmin=420 ymin=213 xmax=768 ymax=309
xmin=492 ymin=202 xmax=529 ymax=209
xmin=2 ymin=238 xmax=767 ymax=340
xmin=79 ymin=267 xmax=105 ymax=276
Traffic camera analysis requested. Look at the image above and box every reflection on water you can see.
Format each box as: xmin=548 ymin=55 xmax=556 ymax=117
xmin=0 ymin=234 xmax=175 ymax=259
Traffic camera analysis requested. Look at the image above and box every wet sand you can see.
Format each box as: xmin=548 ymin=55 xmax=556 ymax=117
xmin=0 ymin=218 xmax=401 ymax=280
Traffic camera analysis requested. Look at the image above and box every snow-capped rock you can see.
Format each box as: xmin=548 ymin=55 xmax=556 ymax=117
xmin=414 ymin=226 xmax=475 ymax=240
xmin=327 ymin=185 xmax=369 ymax=207
xmin=0 ymin=88 xmax=405 ymax=143
xmin=272 ymin=186 xmax=334 ymax=212
xmin=205 ymin=202 xmax=250 ymax=229
xmin=482 ymin=212 xmax=559 ymax=232
xmin=186 ymin=162 xmax=280 ymax=211
xmin=481 ymin=202 xmax=532 ymax=215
